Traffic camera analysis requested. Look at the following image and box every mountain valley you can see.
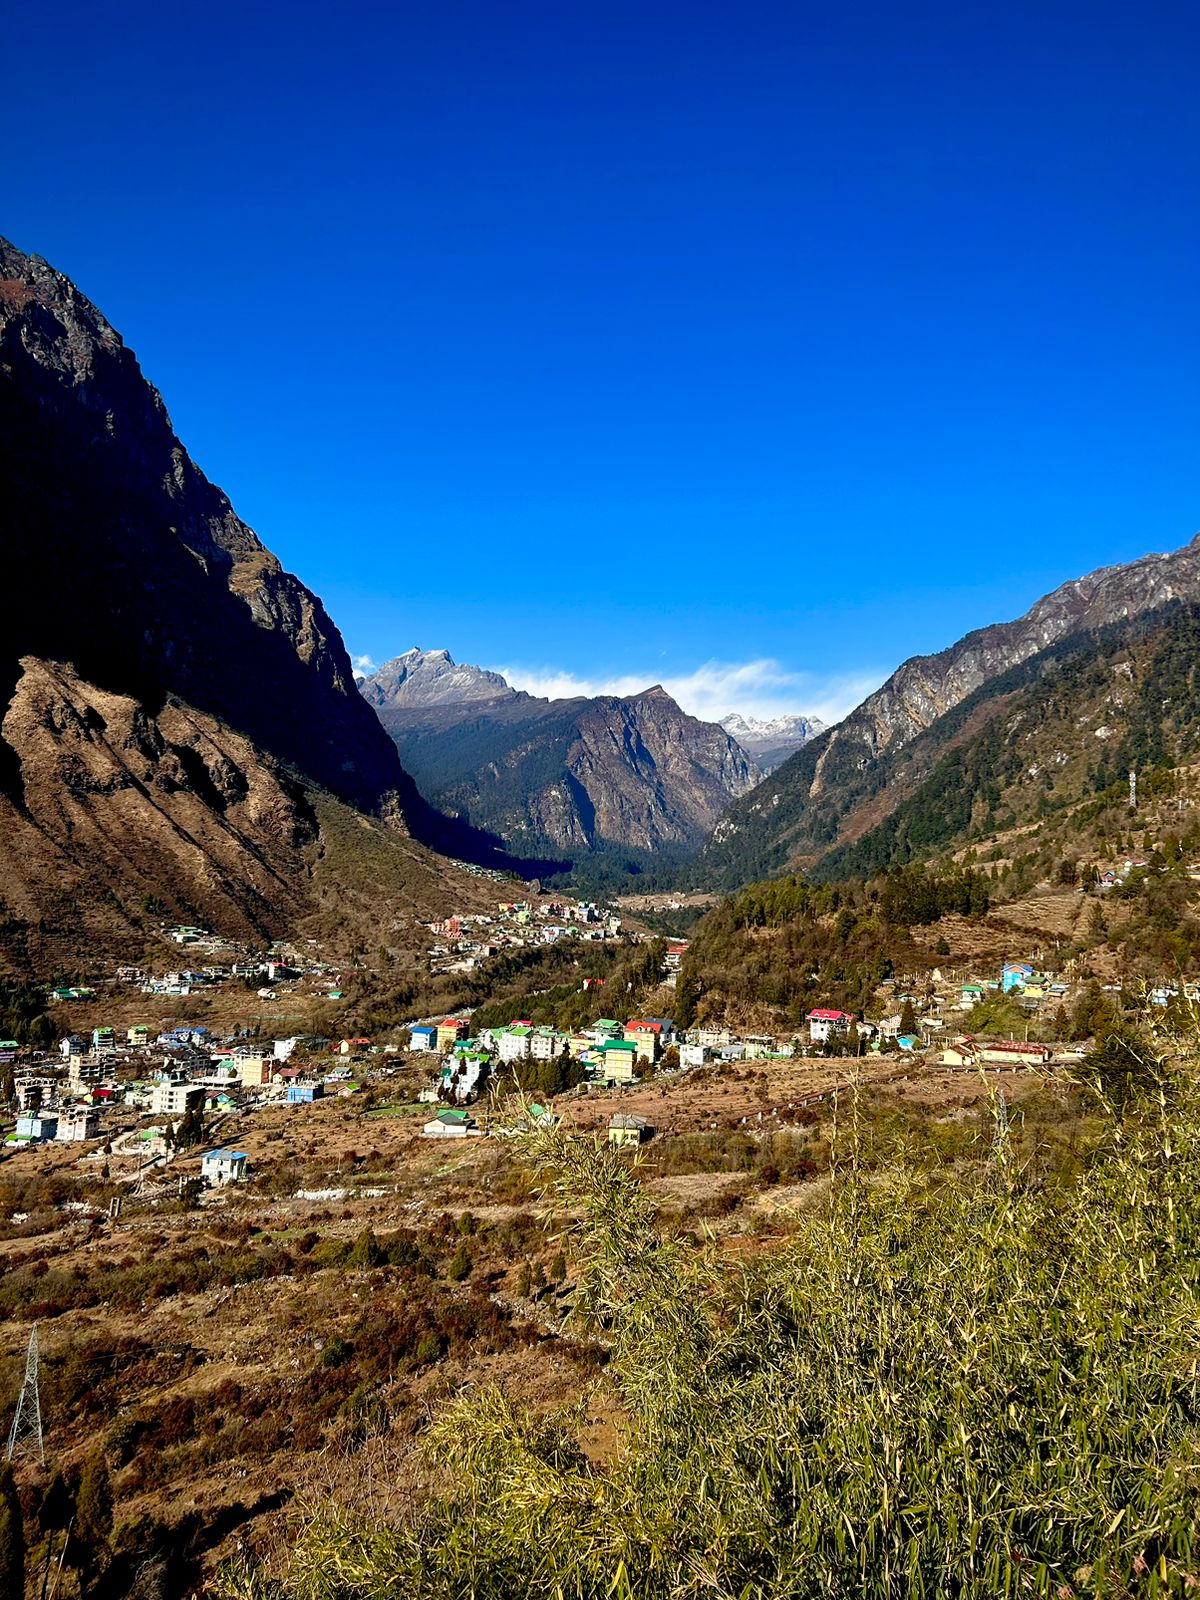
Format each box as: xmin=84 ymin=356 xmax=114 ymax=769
xmin=360 ymin=649 xmax=761 ymax=869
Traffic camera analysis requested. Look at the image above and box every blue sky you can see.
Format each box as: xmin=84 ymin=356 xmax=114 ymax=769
xmin=5 ymin=0 xmax=1199 ymax=721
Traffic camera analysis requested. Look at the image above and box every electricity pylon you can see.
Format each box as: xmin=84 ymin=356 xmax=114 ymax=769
xmin=5 ymin=1322 xmax=45 ymax=1465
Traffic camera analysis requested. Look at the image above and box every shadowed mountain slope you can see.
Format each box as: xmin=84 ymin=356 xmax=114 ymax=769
xmin=0 ymin=237 xmax=513 ymax=963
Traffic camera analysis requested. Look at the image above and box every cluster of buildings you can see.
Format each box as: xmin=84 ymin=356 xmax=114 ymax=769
xmin=426 ymin=899 xmax=624 ymax=975
xmin=80 ymin=923 xmax=352 ymax=1004
xmin=3 ymin=1021 xmax=367 ymax=1166
xmin=413 ymin=1013 xmax=681 ymax=1116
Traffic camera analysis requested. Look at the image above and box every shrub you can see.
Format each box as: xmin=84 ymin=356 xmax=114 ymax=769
xmin=221 ymin=1051 xmax=1200 ymax=1600
xmin=320 ymin=1338 xmax=354 ymax=1370
xmin=446 ymin=1243 xmax=472 ymax=1282
xmin=347 ymin=1227 xmax=384 ymax=1269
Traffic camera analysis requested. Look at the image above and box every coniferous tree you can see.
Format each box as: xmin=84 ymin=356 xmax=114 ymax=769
xmin=673 ymin=968 xmax=700 ymax=1030
xmin=40 ymin=1471 xmax=72 ymax=1534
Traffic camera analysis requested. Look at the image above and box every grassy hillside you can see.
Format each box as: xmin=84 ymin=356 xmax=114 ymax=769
xmin=219 ymin=1037 xmax=1200 ymax=1600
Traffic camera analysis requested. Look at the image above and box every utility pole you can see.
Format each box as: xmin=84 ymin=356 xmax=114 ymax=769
xmin=6 ymin=1323 xmax=45 ymax=1466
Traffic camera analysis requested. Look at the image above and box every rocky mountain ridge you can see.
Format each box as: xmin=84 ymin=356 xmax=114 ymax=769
xmin=810 ymin=599 xmax=1200 ymax=888
xmin=360 ymin=653 xmax=760 ymax=864
xmin=700 ymin=533 xmax=1200 ymax=886
xmin=359 ymin=648 xmax=520 ymax=709
xmin=0 ymin=236 xmax=490 ymax=961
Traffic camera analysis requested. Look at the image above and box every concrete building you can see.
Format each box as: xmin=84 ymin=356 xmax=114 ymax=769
xmin=422 ymin=1109 xmax=478 ymax=1139
xmin=598 ymin=1040 xmax=639 ymax=1083
xmin=807 ymin=1009 xmax=853 ymax=1044
xmin=609 ymin=1113 xmax=652 ymax=1148
xmin=151 ymin=1082 xmax=204 ymax=1117
xmin=498 ymin=1027 xmax=531 ymax=1062
xmin=14 ymin=1114 xmax=57 ymax=1142
xmin=237 ymin=1057 xmax=272 ymax=1088
xmin=56 ymin=1108 xmax=101 ymax=1142
xmin=202 ymin=1149 xmax=249 ymax=1185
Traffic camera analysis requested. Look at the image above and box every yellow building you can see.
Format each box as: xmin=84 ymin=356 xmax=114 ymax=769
xmin=608 ymin=1113 xmax=652 ymax=1148
xmin=238 ymin=1056 xmax=272 ymax=1088
xmin=601 ymin=1040 xmax=639 ymax=1083
xmin=437 ymin=1019 xmax=467 ymax=1052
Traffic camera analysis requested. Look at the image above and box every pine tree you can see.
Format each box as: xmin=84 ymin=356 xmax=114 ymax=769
xmin=40 ymin=1471 xmax=72 ymax=1534
xmin=898 ymin=998 xmax=919 ymax=1037
xmin=0 ymin=1463 xmax=24 ymax=1600
xmin=515 ymin=1261 xmax=532 ymax=1298
xmin=673 ymin=969 xmax=700 ymax=1030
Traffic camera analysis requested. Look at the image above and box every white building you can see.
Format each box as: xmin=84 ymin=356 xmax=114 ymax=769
xmin=202 ymin=1149 xmax=249 ymax=1185
xmin=422 ymin=1109 xmax=478 ymax=1139
xmin=151 ymin=1082 xmax=203 ymax=1117
xmin=498 ymin=1029 xmax=531 ymax=1062
xmin=56 ymin=1109 xmax=101 ymax=1142
xmin=807 ymin=1009 xmax=853 ymax=1044
xmin=529 ymin=1030 xmax=566 ymax=1061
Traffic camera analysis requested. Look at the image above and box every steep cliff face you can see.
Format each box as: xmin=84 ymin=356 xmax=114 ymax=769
xmin=364 ymin=655 xmax=760 ymax=860
xmin=701 ymin=535 xmax=1200 ymax=886
xmin=0 ymin=236 xmax=419 ymax=819
xmin=0 ymin=237 xmax=483 ymax=959
xmin=0 ymin=658 xmax=317 ymax=954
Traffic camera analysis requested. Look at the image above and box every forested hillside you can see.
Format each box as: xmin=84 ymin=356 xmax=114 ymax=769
xmin=699 ymin=539 xmax=1200 ymax=890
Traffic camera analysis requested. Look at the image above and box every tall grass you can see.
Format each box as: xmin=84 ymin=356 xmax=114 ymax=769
xmin=220 ymin=1054 xmax=1200 ymax=1599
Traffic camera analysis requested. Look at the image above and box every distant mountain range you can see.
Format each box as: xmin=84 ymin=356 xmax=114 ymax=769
xmin=699 ymin=534 xmax=1200 ymax=888
xmin=718 ymin=712 xmax=826 ymax=772
xmin=11 ymin=235 xmax=1200 ymax=954
xmin=359 ymin=650 xmax=760 ymax=865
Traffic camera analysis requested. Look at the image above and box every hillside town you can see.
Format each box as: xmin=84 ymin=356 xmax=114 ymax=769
xmin=2 ymin=921 xmax=1179 ymax=1182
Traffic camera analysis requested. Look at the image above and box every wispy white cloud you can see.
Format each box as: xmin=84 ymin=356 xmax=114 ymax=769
xmin=351 ymin=652 xmax=377 ymax=678
xmin=492 ymin=657 xmax=884 ymax=726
